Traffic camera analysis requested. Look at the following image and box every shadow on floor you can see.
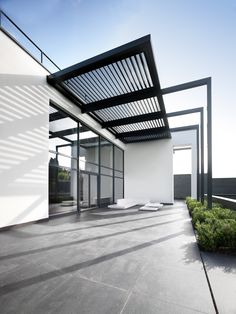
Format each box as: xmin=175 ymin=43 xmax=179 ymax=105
xmin=0 ymin=230 xmax=184 ymax=295
xmin=0 ymin=217 xmax=188 ymax=261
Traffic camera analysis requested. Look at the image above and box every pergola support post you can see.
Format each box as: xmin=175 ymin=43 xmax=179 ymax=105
xmin=167 ymin=108 xmax=204 ymax=202
xmin=162 ymin=77 xmax=212 ymax=208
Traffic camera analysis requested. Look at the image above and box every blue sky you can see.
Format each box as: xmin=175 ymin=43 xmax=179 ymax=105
xmin=1 ymin=0 xmax=236 ymax=177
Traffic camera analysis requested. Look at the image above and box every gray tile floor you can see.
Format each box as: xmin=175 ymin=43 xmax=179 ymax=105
xmin=201 ymin=252 xmax=236 ymax=314
xmin=0 ymin=201 xmax=216 ymax=314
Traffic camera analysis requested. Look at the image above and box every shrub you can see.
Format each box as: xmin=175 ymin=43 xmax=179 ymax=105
xmin=196 ymin=218 xmax=236 ymax=251
xmin=212 ymin=207 xmax=235 ymax=220
xmin=215 ymin=219 xmax=236 ymax=249
xmin=185 ymin=198 xmax=203 ymax=215
xmin=203 ymin=200 xmax=223 ymax=209
xmin=186 ymin=197 xmax=236 ymax=252
xmin=192 ymin=207 xmax=214 ymax=228
xmin=195 ymin=221 xmax=217 ymax=251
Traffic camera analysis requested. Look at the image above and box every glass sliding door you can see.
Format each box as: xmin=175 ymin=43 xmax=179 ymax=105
xmin=79 ymin=172 xmax=98 ymax=211
xmin=114 ymin=146 xmax=124 ymax=202
xmin=100 ymin=137 xmax=113 ymax=206
xmin=79 ymin=123 xmax=99 ymax=211
xmin=79 ymin=124 xmax=99 ymax=174
xmin=100 ymin=175 xmax=113 ymax=206
xmin=90 ymin=174 xmax=98 ymax=208
xmin=49 ymin=104 xmax=124 ymax=213
xmin=114 ymin=177 xmax=123 ymax=202
xmin=79 ymin=172 xmax=89 ymax=209
xmin=49 ymin=104 xmax=78 ymax=215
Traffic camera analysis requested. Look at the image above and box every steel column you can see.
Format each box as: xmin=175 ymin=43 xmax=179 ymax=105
xmin=207 ymin=79 xmax=212 ymax=208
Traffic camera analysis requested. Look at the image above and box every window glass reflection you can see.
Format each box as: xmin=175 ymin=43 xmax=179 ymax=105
xmin=114 ymin=146 xmax=123 ymax=171
xmin=100 ymin=138 xmax=113 ymax=169
xmin=101 ymin=175 xmax=113 ymax=206
xmin=79 ymin=124 xmax=99 ymax=173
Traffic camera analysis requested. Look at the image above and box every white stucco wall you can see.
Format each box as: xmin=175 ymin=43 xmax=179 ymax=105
xmin=124 ymin=139 xmax=173 ymax=203
xmin=171 ymin=130 xmax=198 ymax=199
xmin=0 ymin=30 xmax=124 ymax=228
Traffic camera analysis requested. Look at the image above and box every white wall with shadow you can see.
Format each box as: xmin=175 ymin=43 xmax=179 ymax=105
xmin=0 ymin=71 xmax=49 ymax=227
xmin=0 ymin=29 xmax=125 ymax=228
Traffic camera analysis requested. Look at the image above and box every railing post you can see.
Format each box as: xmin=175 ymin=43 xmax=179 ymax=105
xmin=41 ymin=52 xmax=43 ymax=64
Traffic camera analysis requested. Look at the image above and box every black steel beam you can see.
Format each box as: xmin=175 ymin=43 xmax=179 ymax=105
xmin=47 ymin=35 xmax=151 ymax=84
xmin=102 ymin=111 xmax=164 ymax=128
xmin=50 ymin=128 xmax=78 ymax=139
xmin=49 ymin=111 xmax=67 ymax=122
xmin=170 ymin=125 xmax=199 ymax=133
xmin=123 ymin=135 xmax=168 ymax=144
xmin=49 ymin=131 xmax=73 ymax=144
xmin=116 ymin=126 xmax=168 ymax=139
xmin=167 ymin=107 xmax=203 ymax=118
xmin=50 ymin=125 xmax=91 ymax=139
xmin=161 ymin=77 xmax=211 ymax=95
xmin=82 ymin=87 xmax=158 ymax=113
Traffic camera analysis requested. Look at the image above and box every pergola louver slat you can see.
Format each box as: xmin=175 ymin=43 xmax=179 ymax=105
xmin=47 ymin=35 xmax=170 ymax=143
xmin=102 ymin=112 xmax=164 ymax=128
xmin=81 ymin=87 xmax=157 ymax=113
xmin=116 ymin=127 xmax=169 ymax=139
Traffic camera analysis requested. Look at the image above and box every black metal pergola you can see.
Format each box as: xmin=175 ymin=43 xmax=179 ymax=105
xmin=47 ymin=35 xmax=212 ymax=208
xmin=47 ymin=35 xmax=171 ymax=144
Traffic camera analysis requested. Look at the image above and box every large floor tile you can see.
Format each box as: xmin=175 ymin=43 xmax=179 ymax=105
xmin=133 ymin=264 xmax=215 ymax=313
xmin=0 ymin=201 xmax=218 ymax=314
xmin=122 ymin=292 xmax=208 ymax=314
xmin=202 ymin=252 xmax=236 ymax=314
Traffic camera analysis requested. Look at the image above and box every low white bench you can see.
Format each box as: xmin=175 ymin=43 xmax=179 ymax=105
xmin=139 ymin=202 xmax=163 ymax=211
xmin=108 ymin=198 xmax=149 ymax=209
xmin=108 ymin=199 xmax=139 ymax=209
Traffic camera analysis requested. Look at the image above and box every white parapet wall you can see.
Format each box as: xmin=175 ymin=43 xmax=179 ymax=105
xmin=124 ymin=139 xmax=173 ymax=204
xmin=0 ymin=29 xmax=125 ymax=228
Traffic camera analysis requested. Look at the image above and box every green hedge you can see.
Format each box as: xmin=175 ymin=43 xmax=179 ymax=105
xmin=186 ymin=197 xmax=236 ymax=252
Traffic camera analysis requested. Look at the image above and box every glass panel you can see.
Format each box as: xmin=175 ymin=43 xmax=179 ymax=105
xmin=49 ymin=165 xmax=77 ymax=215
xmin=79 ymin=173 xmax=89 ymax=209
xmin=114 ymin=178 xmax=123 ymax=202
xmin=79 ymin=124 xmax=99 ymax=173
xmin=115 ymin=170 xmax=123 ymax=178
xmin=114 ymin=146 xmax=123 ymax=171
xmin=48 ymin=105 xmax=78 ymax=215
xmin=100 ymin=138 xmax=113 ymax=168
xmin=49 ymin=152 xmax=77 ymax=170
xmin=79 ymin=159 xmax=98 ymax=173
xmin=100 ymin=175 xmax=113 ymax=206
xmin=49 ymin=106 xmax=78 ymax=158
xmin=90 ymin=175 xmax=98 ymax=208
xmin=101 ymin=166 xmax=113 ymax=176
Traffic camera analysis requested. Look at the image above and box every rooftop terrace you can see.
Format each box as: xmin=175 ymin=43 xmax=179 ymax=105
xmin=1 ymin=201 xmax=235 ymax=313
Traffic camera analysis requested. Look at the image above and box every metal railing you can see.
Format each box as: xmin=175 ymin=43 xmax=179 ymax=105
xmin=0 ymin=10 xmax=61 ymax=73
